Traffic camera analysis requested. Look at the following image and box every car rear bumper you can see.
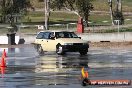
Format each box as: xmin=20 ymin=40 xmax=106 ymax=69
xmin=62 ymin=44 xmax=89 ymax=52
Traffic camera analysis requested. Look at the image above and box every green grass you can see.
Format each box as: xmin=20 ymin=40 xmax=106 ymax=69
xmin=92 ymin=0 xmax=132 ymax=12
xmin=28 ymin=11 xmax=44 ymax=17
xmin=92 ymin=0 xmax=109 ymax=11
xmin=89 ymin=14 xmax=111 ymax=25
xmin=22 ymin=11 xmax=78 ymax=23
xmin=31 ymin=0 xmax=132 ymax=12
xmin=23 ymin=11 xmax=111 ymax=24
xmin=0 ymin=28 xmax=9 ymax=34
xmin=124 ymin=20 xmax=132 ymax=24
xmin=15 ymin=26 xmax=132 ymax=34
xmin=21 ymin=10 xmax=132 ymax=26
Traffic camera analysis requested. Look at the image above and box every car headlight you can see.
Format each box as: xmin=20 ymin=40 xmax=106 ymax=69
xmin=64 ymin=43 xmax=73 ymax=45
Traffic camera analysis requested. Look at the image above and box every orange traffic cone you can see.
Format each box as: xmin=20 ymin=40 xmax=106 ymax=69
xmin=0 ymin=57 xmax=6 ymax=67
xmin=2 ymin=49 xmax=7 ymax=58
xmin=0 ymin=66 xmax=5 ymax=78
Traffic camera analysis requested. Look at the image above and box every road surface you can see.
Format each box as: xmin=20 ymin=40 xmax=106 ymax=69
xmin=0 ymin=46 xmax=131 ymax=88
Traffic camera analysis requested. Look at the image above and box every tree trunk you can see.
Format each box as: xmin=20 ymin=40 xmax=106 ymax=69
xmin=44 ymin=0 xmax=50 ymax=30
xmin=1 ymin=0 xmax=6 ymax=23
xmin=108 ymin=0 xmax=114 ymax=25
xmin=110 ymin=6 xmax=114 ymax=25
xmin=116 ymin=0 xmax=122 ymax=12
xmin=84 ymin=15 xmax=89 ymax=27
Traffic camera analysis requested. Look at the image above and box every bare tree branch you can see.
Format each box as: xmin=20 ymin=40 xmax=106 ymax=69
xmin=64 ymin=7 xmax=80 ymax=17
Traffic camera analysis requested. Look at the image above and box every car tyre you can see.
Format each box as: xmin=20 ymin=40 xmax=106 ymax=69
xmin=33 ymin=44 xmax=38 ymax=51
xmin=37 ymin=45 xmax=44 ymax=55
xmin=79 ymin=50 xmax=87 ymax=55
xmin=56 ymin=44 xmax=65 ymax=55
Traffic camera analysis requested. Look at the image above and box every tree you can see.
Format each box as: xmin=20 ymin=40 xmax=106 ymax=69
xmin=50 ymin=0 xmax=93 ymax=26
xmin=113 ymin=0 xmax=124 ymax=25
xmin=113 ymin=10 xmax=124 ymax=25
xmin=0 ymin=0 xmax=33 ymax=45
xmin=75 ymin=0 xmax=93 ymax=26
xmin=0 ymin=0 xmax=6 ymax=22
xmin=108 ymin=0 xmax=114 ymax=25
xmin=108 ymin=0 xmax=124 ymax=25
xmin=0 ymin=0 xmax=33 ymax=23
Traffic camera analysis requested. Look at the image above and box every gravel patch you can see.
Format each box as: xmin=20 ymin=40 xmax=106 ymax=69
xmin=89 ymin=42 xmax=132 ymax=48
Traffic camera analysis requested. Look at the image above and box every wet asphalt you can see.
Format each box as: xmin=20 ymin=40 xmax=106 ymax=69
xmin=0 ymin=46 xmax=132 ymax=88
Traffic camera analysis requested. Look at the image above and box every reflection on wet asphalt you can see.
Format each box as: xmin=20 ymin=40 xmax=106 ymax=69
xmin=0 ymin=46 xmax=132 ymax=88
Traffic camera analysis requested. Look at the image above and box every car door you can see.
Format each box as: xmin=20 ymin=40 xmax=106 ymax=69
xmin=36 ymin=32 xmax=58 ymax=51
xmin=36 ymin=32 xmax=50 ymax=51
xmin=45 ymin=32 xmax=58 ymax=51
xmin=39 ymin=32 xmax=57 ymax=51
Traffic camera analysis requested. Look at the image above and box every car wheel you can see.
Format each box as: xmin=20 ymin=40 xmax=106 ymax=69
xmin=56 ymin=44 xmax=65 ymax=55
xmin=33 ymin=44 xmax=38 ymax=51
xmin=37 ymin=45 xmax=44 ymax=55
xmin=79 ymin=50 xmax=87 ymax=55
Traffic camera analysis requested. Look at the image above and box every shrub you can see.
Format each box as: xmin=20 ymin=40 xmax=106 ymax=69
xmin=113 ymin=11 xmax=124 ymax=25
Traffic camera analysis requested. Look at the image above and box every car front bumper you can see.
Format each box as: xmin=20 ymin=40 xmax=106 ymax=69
xmin=62 ymin=44 xmax=89 ymax=52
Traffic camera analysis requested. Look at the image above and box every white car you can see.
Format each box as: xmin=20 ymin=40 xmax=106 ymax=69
xmin=34 ymin=30 xmax=89 ymax=55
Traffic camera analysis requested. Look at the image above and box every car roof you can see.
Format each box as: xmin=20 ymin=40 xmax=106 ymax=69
xmin=39 ymin=30 xmax=74 ymax=33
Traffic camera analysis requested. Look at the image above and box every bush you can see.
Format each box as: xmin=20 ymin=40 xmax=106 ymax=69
xmin=113 ymin=11 xmax=124 ymax=25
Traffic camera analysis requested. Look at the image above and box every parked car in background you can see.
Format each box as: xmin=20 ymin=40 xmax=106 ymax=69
xmin=34 ymin=30 xmax=89 ymax=55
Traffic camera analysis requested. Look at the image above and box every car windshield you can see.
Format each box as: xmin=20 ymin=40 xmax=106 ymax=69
xmin=55 ymin=32 xmax=78 ymax=38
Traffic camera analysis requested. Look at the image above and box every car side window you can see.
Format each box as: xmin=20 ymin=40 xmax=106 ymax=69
xmin=55 ymin=32 xmax=65 ymax=38
xmin=49 ymin=32 xmax=55 ymax=39
xmin=70 ymin=32 xmax=78 ymax=38
xmin=64 ymin=32 xmax=71 ymax=38
xmin=36 ymin=32 xmax=44 ymax=39
xmin=55 ymin=32 xmax=76 ymax=38
xmin=44 ymin=32 xmax=50 ymax=39
xmin=37 ymin=32 xmax=54 ymax=39
xmin=36 ymin=32 xmax=49 ymax=39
